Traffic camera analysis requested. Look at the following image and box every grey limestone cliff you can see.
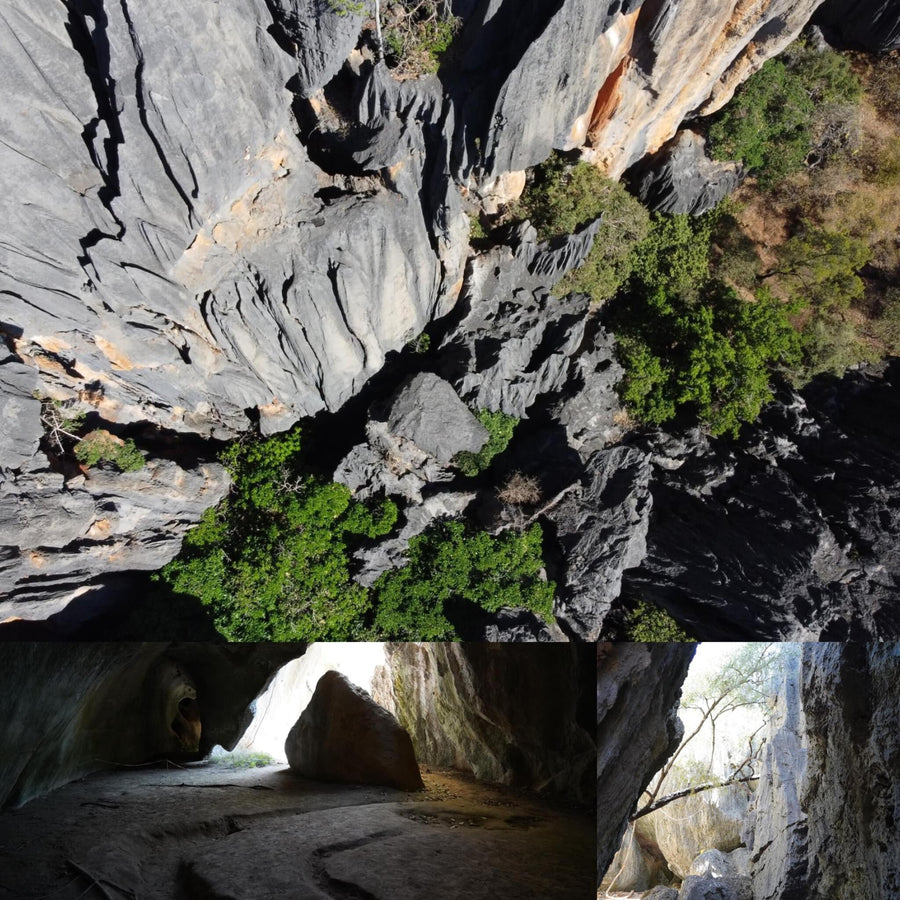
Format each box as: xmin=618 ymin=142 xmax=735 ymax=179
xmin=747 ymin=643 xmax=900 ymax=899
xmin=596 ymin=642 xmax=695 ymax=886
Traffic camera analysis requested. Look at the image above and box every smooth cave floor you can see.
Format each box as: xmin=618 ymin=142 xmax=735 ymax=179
xmin=0 ymin=762 xmax=594 ymax=900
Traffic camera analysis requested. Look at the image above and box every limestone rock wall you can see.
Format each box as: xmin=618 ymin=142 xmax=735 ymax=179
xmin=646 ymin=784 xmax=751 ymax=880
xmin=375 ymin=643 xmax=596 ymax=803
xmin=596 ymin=642 xmax=696 ymax=886
xmin=747 ymin=644 xmax=900 ymax=899
xmin=2 ymin=0 xmax=889 ymax=619
xmin=0 ymin=643 xmax=304 ymax=808
xmin=618 ymin=361 xmax=900 ymax=641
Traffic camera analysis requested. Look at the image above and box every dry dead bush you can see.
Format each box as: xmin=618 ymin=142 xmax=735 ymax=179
xmin=497 ymin=472 xmax=541 ymax=506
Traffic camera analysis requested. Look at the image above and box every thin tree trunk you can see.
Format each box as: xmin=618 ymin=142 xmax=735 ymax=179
xmin=631 ymin=774 xmax=757 ymax=821
xmin=374 ymin=0 xmax=384 ymax=61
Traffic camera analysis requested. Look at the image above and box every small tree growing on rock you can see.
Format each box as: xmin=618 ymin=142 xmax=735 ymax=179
xmin=631 ymin=643 xmax=790 ymax=822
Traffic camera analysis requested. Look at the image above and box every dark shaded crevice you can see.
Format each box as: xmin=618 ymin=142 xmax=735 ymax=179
xmin=119 ymin=0 xmax=197 ymax=227
xmin=62 ymin=0 xmax=127 ymax=275
xmin=443 ymin=0 xmax=567 ymax=178
xmin=310 ymin=829 xmax=403 ymax=900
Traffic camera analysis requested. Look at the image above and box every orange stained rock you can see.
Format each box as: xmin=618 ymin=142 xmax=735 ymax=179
xmin=94 ymin=335 xmax=135 ymax=371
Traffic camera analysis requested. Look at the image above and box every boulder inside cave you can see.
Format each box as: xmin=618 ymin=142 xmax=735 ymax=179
xmin=0 ymin=641 xmax=595 ymax=899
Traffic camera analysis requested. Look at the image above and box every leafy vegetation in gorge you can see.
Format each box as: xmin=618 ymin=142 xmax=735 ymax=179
xmin=157 ymin=426 xmax=553 ymax=640
xmin=454 ymin=409 xmax=519 ymax=476
xmin=708 ymin=40 xmax=862 ymax=187
xmin=610 ymin=210 xmax=801 ymax=437
xmin=713 ymin=42 xmax=900 ymax=378
xmin=622 ymin=600 xmax=695 ymax=642
xmin=382 ymin=0 xmax=461 ymax=76
xmin=74 ymin=429 xmax=146 ymax=472
xmin=369 ymin=520 xmax=554 ymax=639
xmin=513 ymin=153 xmax=651 ymax=302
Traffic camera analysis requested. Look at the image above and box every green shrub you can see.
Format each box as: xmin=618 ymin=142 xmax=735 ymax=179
xmin=158 ymin=424 xmax=554 ymax=640
xmin=870 ymin=287 xmax=900 ymax=355
xmin=708 ymin=43 xmax=861 ymax=187
xmin=708 ymin=59 xmax=813 ymax=187
xmin=383 ymin=1 xmax=460 ymax=76
xmin=624 ymin=600 xmax=695 ymax=642
xmin=327 ymin=0 xmax=366 ymax=15
xmin=629 ymin=212 xmax=713 ymax=298
xmin=772 ymin=225 xmax=871 ymax=311
xmin=454 ymin=409 xmax=519 ymax=476
xmin=75 ymin=429 xmax=145 ymax=472
xmin=468 ymin=214 xmax=488 ymax=241
xmin=514 ymin=155 xmax=650 ymax=303
xmin=610 ymin=211 xmax=801 ymax=437
xmin=873 ymin=136 xmax=900 ymax=187
xmin=370 ymin=520 xmax=554 ymax=639
xmin=798 ymin=313 xmax=876 ymax=381
xmin=159 ymin=427 xmax=397 ymax=641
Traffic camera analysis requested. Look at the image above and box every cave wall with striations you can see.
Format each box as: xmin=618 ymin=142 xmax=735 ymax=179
xmin=0 ymin=642 xmax=305 ymax=808
xmin=747 ymin=643 xmax=900 ymax=899
xmin=596 ymin=642 xmax=695 ymax=886
xmin=373 ymin=642 xmax=597 ymax=803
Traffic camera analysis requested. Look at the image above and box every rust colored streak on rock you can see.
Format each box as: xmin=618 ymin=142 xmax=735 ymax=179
xmin=588 ymin=56 xmax=631 ymax=142
xmin=585 ymin=7 xmax=641 ymax=145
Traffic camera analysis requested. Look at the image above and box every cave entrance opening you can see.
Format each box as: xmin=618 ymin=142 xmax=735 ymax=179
xmin=601 ymin=642 xmax=793 ymax=898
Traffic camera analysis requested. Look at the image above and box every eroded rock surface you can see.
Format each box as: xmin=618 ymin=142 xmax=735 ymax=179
xmin=0 ymin=643 xmax=305 ymax=808
xmin=816 ymin=0 xmax=900 ymax=51
xmin=3 ymin=0 xmax=897 ymax=633
xmin=649 ymin=786 xmax=751 ymax=880
xmin=631 ymin=130 xmax=743 ymax=215
xmin=596 ymin=642 xmax=695 ymax=886
xmin=285 ymin=670 xmax=423 ymax=791
xmin=0 ymin=766 xmax=594 ymax=900
xmin=620 ymin=362 xmax=900 ymax=640
xmin=747 ymin=643 xmax=900 ymax=899
xmin=376 ymin=643 xmax=596 ymax=803
xmin=0 ymin=455 xmax=230 ymax=618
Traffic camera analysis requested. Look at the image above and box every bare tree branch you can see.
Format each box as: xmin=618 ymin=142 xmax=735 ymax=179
xmin=631 ymin=773 xmax=758 ymax=821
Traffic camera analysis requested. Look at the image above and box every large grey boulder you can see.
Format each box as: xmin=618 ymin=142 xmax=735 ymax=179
xmin=649 ymin=785 xmax=750 ymax=880
xmin=678 ymin=874 xmax=752 ymax=900
xmin=632 ymin=130 xmax=742 ymax=216
xmin=286 ymin=670 xmax=424 ymax=792
xmin=644 ymin=888 xmax=679 ymax=900
xmin=386 ymin=373 xmax=488 ymax=465
xmin=690 ymin=849 xmax=740 ymax=879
